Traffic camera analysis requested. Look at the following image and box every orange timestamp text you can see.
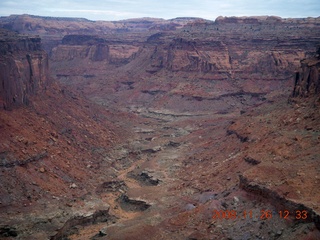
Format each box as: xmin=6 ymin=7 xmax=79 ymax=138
xmin=212 ymin=209 xmax=309 ymax=220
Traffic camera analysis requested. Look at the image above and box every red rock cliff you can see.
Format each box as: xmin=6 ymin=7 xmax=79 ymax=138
xmin=292 ymin=47 xmax=320 ymax=100
xmin=0 ymin=29 xmax=49 ymax=109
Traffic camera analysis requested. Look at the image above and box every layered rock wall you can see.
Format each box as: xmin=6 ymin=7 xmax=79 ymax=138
xmin=2 ymin=15 xmax=319 ymax=85
xmin=164 ymin=38 xmax=231 ymax=73
xmin=51 ymin=34 xmax=139 ymax=64
xmin=292 ymin=47 xmax=320 ymax=99
xmin=0 ymin=29 xmax=49 ymax=109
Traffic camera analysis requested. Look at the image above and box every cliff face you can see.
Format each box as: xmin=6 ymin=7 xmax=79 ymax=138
xmin=147 ymin=35 xmax=305 ymax=79
xmin=154 ymin=38 xmax=231 ymax=73
xmin=1 ymin=15 xmax=319 ymax=86
xmin=0 ymin=29 xmax=49 ymax=109
xmin=292 ymin=47 xmax=320 ymax=99
xmin=2 ymin=15 xmax=318 ymax=113
xmin=0 ymin=15 xmax=203 ymax=34
xmin=51 ymin=35 xmax=139 ymax=64
xmin=45 ymin=15 xmax=320 ymax=80
xmin=52 ymin=35 xmax=110 ymax=62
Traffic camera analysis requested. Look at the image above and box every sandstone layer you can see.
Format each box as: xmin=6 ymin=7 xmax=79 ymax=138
xmin=292 ymin=47 xmax=320 ymax=101
xmin=0 ymin=29 xmax=49 ymax=109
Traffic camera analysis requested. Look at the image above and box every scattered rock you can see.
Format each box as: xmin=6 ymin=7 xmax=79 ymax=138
xmin=70 ymin=183 xmax=77 ymax=189
xmin=140 ymin=170 xmax=161 ymax=185
xmin=96 ymin=180 xmax=127 ymax=193
xmin=99 ymin=228 xmax=107 ymax=236
xmin=221 ymin=201 xmax=228 ymax=209
xmin=51 ymin=209 xmax=114 ymax=240
xmin=142 ymin=146 xmax=162 ymax=153
xmin=166 ymin=141 xmax=181 ymax=148
xmin=0 ymin=226 xmax=18 ymax=237
xmin=118 ymin=194 xmax=151 ymax=212
xmin=128 ymin=169 xmax=161 ymax=186
xmin=39 ymin=167 xmax=45 ymax=173
xmin=244 ymin=156 xmax=261 ymax=165
xmin=276 ymin=230 xmax=282 ymax=236
xmin=185 ymin=203 xmax=196 ymax=211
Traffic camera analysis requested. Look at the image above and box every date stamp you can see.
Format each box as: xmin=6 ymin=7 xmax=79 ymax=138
xmin=212 ymin=209 xmax=309 ymax=220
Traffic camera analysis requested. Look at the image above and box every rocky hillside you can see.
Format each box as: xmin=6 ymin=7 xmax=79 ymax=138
xmin=0 ymin=27 xmax=131 ymax=239
xmin=223 ymin=49 xmax=320 ymax=234
xmin=0 ymin=29 xmax=49 ymax=109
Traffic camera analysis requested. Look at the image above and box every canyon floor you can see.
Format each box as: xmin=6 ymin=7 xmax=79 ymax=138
xmin=1 ymin=82 xmax=319 ymax=240
xmin=0 ymin=15 xmax=320 ymax=240
xmin=68 ymin=97 xmax=320 ymax=240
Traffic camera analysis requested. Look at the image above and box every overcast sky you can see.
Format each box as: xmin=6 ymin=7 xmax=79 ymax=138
xmin=0 ymin=0 xmax=319 ymax=21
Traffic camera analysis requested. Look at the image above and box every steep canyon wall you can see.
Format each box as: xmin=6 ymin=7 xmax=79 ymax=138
xmin=292 ymin=47 xmax=320 ymax=100
xmin=1 ymin=16 xmax=319 ymax=109
xmin=0 ymin=29 xmax=49 ymax=109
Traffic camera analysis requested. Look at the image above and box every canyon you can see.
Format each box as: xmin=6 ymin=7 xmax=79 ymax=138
xmin=0 ymin=14 xmax=320 ymax=239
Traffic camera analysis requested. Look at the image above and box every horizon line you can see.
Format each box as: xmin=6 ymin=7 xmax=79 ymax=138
xmin=1 ymin=13 xmax=320 ymax=23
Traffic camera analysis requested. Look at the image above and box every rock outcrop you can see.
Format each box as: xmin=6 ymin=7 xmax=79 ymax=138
xmin=2 ymin=15 xmax=319 ymax=81
xmin=51 ymin=34 xmax=139 ymax=64
xmin=0 ymin=29 xmax=49 ymax=109
xmin=291 ymin=47 xmax=320 ymax=100
xmin=43 ymin=15 xmax=319 ymax=105
xmin=46 ymin=16 xmax=320 ymax=80
xmin=52 ymin=35 xmax=110 ymax=62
